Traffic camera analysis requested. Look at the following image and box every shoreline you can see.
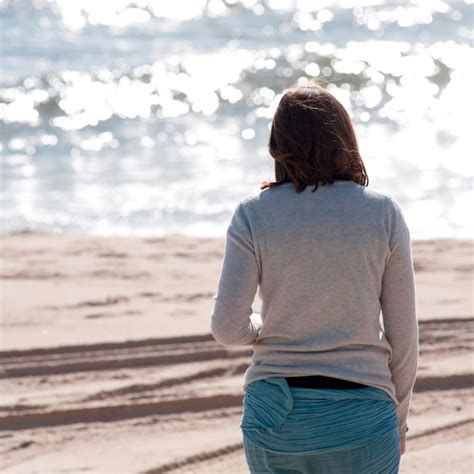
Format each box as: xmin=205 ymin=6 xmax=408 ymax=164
xmin=2 ymin=228 xmax=473 ymax=241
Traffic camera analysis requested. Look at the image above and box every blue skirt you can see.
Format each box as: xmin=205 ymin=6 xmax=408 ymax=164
xmin=240 ymin=376 xmax=400 ymax=473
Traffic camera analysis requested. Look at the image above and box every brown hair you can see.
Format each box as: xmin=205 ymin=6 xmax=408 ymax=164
xmin=260 ymin=82 xmax=369 ymax=193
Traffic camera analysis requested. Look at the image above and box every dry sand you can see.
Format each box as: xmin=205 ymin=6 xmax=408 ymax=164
xmin=0 ymin=231 xmax=472 ymax=473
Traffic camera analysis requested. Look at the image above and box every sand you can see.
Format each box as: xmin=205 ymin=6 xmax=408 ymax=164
xmin=0 ymin=231 xmax=472 ymax=473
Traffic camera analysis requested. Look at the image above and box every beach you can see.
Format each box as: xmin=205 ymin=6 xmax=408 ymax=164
xmin=1 ymin=0 xmax=473 ymax=471
xmin=0 ymin=232 xmax=472 ymax=473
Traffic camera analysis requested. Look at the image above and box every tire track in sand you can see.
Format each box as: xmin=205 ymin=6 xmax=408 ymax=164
xmin=0 ymin=395 xmax=245 ymax=431
xmin=0 ymin=318 xmax=472 ymax=432
xmin=1 ymin=317 xmax=471 ymax=378
xmin=0 ymin=337 xmax=252 ymax=378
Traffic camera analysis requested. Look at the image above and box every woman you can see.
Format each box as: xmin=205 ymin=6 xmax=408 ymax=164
xmin=210 ymin=83 xmax=419 ymax=473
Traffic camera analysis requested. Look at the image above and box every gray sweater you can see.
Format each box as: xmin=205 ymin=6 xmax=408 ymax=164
xmin=210 ymin=179 xmax=419 ymax=436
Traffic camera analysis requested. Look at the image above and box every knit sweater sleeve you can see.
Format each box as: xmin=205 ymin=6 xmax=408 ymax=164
xmin=381 ymin=196 xmax=419 ymax=436
xmin=210 ymin=200 xmax=261 ymax=346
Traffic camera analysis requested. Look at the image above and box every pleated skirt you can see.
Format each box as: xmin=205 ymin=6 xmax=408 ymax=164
xmin=240 ymin=376 xmax=400 ymax=474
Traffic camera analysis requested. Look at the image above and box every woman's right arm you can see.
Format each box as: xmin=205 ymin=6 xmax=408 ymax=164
xmin=380 ymin=196 xmax=419 ymax=443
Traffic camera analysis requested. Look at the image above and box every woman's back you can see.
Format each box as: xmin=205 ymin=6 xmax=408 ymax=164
xmin=211 ymin=178 xmax=418 ymax=437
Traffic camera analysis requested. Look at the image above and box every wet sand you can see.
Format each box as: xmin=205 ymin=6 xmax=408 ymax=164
xmin=0 ymin=232 xmax=472 ymax=473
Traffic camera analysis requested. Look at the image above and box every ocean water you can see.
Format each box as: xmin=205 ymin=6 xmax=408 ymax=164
xmin=1 ymin=0 xmax=472 ymax=239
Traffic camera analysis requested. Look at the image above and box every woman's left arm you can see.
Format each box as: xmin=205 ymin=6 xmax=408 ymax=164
xmin=210 ymin=200 xmax=261 ymax=346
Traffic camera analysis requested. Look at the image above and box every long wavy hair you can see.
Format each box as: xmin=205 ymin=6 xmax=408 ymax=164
xmin=260 ymin=83 xmax=369 ymax=193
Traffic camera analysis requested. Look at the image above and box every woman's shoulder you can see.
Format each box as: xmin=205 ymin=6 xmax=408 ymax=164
xmin=362 ymin=186 xmax=404 ymax=212
xmin=236 ymin=182 xmax=402 ymax=215
xmin=236 ymin=184 xmax=276 ymax=205
xmin=236 ymin=185 xmax=284 ymax=211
